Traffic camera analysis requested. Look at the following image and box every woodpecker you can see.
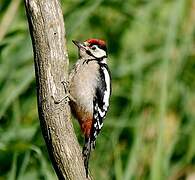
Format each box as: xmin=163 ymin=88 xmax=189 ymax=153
xmin=69 ymin=38 xmax=111 ymax=177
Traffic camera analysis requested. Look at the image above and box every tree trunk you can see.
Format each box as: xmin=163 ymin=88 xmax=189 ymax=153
xmin=24 ymin=0 xmax=91 ymax=179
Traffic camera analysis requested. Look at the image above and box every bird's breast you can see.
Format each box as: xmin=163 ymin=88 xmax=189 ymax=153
xmin=69 ymin=60 xmax=100 ymax=115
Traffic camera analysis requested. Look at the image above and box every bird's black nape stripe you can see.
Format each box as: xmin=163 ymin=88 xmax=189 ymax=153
xmin=83 ymin=50 xmax=107 ymax=64
xmin=89 ymin=42 xmax=107 ymax=52
xmin=86 ymin=49 xmax=107 ymax=60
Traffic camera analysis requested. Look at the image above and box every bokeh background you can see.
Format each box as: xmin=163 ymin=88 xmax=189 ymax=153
xmin=0 ymin=0 xmax=195 ymax=180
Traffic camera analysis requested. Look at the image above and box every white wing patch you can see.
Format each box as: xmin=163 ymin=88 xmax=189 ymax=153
xmin=102 ymin=66 xmax=110 ymax=109
xmin=91 ymin=64 xmax=111 ymax=141
xmin=96 ymin=66 xmax=110 ymax=118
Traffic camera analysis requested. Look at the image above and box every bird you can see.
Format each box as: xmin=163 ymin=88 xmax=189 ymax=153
xmin=68 ymin=38 xmax=111 ymax=177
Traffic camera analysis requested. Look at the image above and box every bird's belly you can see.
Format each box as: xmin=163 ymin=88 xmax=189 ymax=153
xmin=69 ymin=62 xmax=99 ymax=115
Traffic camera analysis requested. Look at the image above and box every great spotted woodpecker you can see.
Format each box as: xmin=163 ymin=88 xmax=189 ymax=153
xmin=69 ymin=39 xmax=111 ymax=176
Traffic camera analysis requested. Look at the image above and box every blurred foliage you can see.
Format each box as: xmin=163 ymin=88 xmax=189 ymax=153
xmin=0 ymin=0 xmax=195 ymax=179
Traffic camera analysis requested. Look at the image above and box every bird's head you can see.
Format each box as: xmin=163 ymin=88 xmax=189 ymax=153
xmin=72 ymin=38 xmax=107 ymax=60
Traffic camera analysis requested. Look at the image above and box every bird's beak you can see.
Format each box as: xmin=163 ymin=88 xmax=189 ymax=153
xmin=72 ymin=40 xmax=85 ymax=49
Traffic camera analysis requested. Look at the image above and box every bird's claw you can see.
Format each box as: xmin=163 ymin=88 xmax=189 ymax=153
xmin=51 ymin=80 xmax=76 ymax=104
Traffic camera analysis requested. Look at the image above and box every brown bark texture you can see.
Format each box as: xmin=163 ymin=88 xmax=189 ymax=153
xmin=24 ymin=0 xmax=92 ymax=179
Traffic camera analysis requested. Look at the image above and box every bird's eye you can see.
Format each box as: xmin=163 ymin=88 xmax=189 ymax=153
xmin=91 ymin=45 xmax=97 ymax=50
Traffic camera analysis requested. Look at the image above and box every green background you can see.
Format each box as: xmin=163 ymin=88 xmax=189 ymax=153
xmin=0 ymin=0 xmax=195 ymax=179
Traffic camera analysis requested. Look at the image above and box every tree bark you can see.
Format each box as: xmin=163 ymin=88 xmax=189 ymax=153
xmin=24 ymin=0 xmax=91 ymax=179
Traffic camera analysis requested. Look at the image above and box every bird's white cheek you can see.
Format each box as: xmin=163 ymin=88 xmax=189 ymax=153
xmin=93 ymin=50 xmax=106 ymax=58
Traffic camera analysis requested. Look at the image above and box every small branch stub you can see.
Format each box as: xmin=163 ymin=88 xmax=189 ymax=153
xmin=24 ymin=0 xmax=92 ymax=179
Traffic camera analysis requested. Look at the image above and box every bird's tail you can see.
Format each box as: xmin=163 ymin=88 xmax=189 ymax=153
xmin=82 ymin=137 xmax=95 ymax=177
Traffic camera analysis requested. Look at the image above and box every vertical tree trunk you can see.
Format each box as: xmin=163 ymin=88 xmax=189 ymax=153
xmin=24 ymin=0 xmax=91 ymax=179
